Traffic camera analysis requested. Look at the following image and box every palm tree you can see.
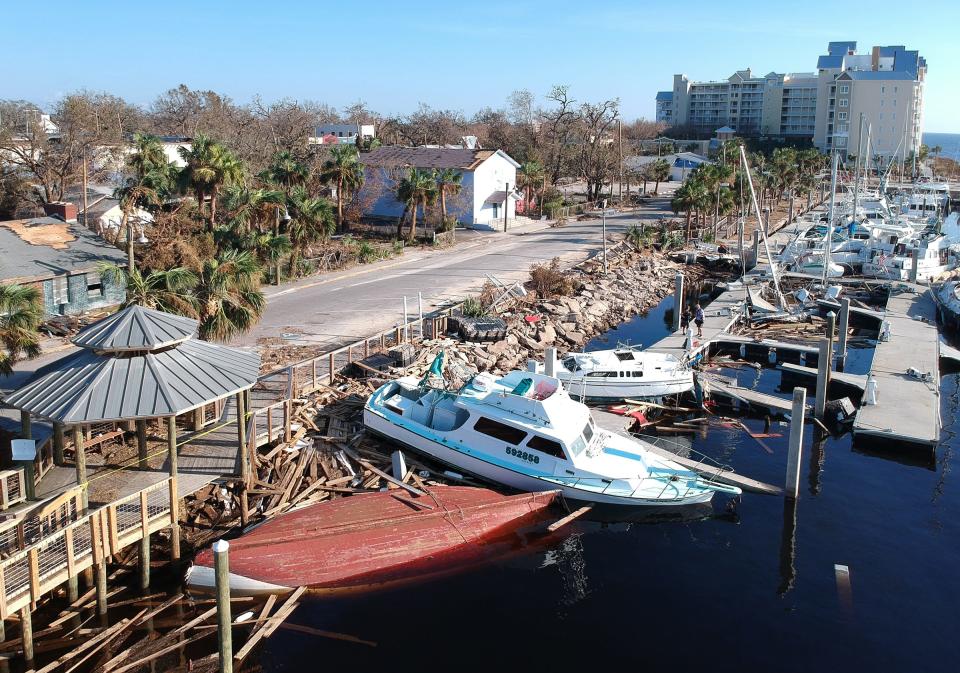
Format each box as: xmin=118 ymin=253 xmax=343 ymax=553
xmin=0 ymin=283 xmax=42 ymax=376
xmin=285 ymin=187 xmax=335 ymax=276
xmin=114 ymin=171 xmax=168 ymax=272
xmin=221 ymin=186 xmax=285 ymax=236
xmin=260 ymin=150 xmax=308 ymax=196
xmin=128 ymin=134 xmax=172 ymax=179
xmin=100 ymin=265 xmax=199 ymax=317
xmin=651 ymin=159 xmax=671 ymax=194
xmin=250 ymin=232 xmax=292 ymax=286
xmin=178 ymin=134 xmax=245 ymax=230
xmin=194 ymin=249 xmax=266 ymax=342
xmin=672 ymin=180 xmax=707 ymax=242
xmin=516 ymin=162 xmax=544 ymax=216
xmin=433 ymin=168 xmax=463 ymax=229
xmin=396 ymin=168 xmax=437 ymax=242
xmin=320 ymin=145 xmax=365 ymax=233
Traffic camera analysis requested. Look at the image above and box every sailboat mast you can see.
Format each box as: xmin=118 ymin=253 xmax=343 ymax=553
xmin=739 ymin=145 xmax=787 ymax=309
xmin=852 ymin=113 xmax=865 ymax=227
xmin=821 ymin=151 xmax=840 ymax=287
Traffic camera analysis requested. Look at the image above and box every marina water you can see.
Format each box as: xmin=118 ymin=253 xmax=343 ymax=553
xmin=257 ymin=293 xmax=960 ymax=673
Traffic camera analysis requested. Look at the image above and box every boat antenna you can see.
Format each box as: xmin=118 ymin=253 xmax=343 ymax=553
xmin=739 ymin=145 xmax=787 ymax=310
xmin=821 ymin=150 xmax=840 ymax=288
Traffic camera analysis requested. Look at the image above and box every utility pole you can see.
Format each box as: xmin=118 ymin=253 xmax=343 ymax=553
xmin=504 ymin=182 xmax=510 ymax=232
xmin=601 ymin=200 xmax=608 ymax=274
xmin=618 ymin=119 xmax=623 ymax=202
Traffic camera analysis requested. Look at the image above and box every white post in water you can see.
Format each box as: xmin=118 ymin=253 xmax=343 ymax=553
xmin=673 ymin=273 xmax=684 ymax=331
xmin=786 ymin=387 xmax=807 ymax=499
xmin=826 ymin=311 xmax=837 ymax=369
xmin=837 ymin=298 xmax=850 ymax=366
xmin=601 ymin=199 xmax=608 ymax=274
xmin=527 ymin=359 xmax=538 ymax=372
xmin=418 ymin=292 xmax=424 ymax=338
xmin=815 ymin=339 xmax=831 ymax=420
xmin=391 ymin=450 xmax=408 ymax=480
xmin=213 ymin=539 xmax=233 ymax=673
xmin=910 ymin=248 xmax=919 ymax=284
xmin=544 ymin=347 xmax=557 ymax=377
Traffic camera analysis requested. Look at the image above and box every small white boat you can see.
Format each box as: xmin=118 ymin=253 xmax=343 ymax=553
xmin=547 ymin=347 xmax=694 ymax=400
xmin=364 ymin=363 xmax=740 ymax=507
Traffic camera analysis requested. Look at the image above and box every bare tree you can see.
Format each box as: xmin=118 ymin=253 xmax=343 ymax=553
xmin=576 ymin=98 xmax=620 ymax=201
xmin=540 ymin=85 xmax=578 ymax=185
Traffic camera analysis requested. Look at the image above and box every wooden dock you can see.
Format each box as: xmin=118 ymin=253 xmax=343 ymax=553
xmin=853 ymin=288 xmax=941 ymax=447
xmin=648 ymin=287 xmax=746 ymax=358
xmin=699 ymin=373 xmax=805 ymax=415
xmin=714 ymin=334 xmax=819 ymax=357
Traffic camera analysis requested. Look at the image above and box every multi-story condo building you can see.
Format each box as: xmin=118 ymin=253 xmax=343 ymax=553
xmin=812 ymin=42 xmax=925 ymax=158
xmin=655 ymin=91 xmax=673 ymax=124
xmin=660 ymin=41 xmax=926 ymax=158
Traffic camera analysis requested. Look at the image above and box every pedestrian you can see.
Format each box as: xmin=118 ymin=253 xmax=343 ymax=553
xmin=694 ymin=303 xmax=704 ymax=338
xmin=680 ymin=307 xmax=691 ymax=333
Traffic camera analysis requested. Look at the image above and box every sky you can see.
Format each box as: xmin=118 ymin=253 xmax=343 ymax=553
xmin=5 ymin=0 xmax=959 ymax=132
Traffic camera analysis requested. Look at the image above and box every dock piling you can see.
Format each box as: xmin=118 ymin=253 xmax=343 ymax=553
xmin=673 ymin=273 xmax=684 ymax=331
xmin=786 ymin=387 xmax=807 ymax=499
xmin=136 ymin=419 xmax=148 ymax=468
xmin=391 ymin=451 xmax=407 ymax=480
xmin=752 ymin=230 xmax=760 ymax=269
xmin=838 ymin=298 xmax=850 ymax=367
xmin=19 ymin=607 xmax=33 ymax=666
xmin=815 ymin=339 xmax=830 ymax=420
xmin=545 ymin=347 xmax=557 ymax=377
xmin=139 ymin=533 xmax=151 ymax=592
xmin=213 ymin=539 xmax=233 ymax=673
xmin=910 ymin=249 xmax=919 ymax=284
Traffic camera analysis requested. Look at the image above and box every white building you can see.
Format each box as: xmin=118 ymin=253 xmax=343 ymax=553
xmin=655 ymin=92 xmax=673 ymax=124
xmin=309 ymin=123 xmax=376 ymax=145
xmin=356 ymin=147 xmax=520 ymax=229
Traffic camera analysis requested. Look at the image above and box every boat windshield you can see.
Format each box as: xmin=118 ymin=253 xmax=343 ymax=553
xmin=562 ymin=356 xmax=578 ymax=372
xmin=570 ymin=420 xmax=595 ymax=457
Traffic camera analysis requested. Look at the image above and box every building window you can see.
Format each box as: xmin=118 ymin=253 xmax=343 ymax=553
xmin=879 ymin=113 xmax=884 ymax=121
xmin=839 ymin=85 xmax=849 ymax=94
xmin=839 ymin=99 xmax=848 ymax=108
xmin=893 ymin=99 xmax=897 ymax=106
xmin=86 ymin=272 xmax=104 ymax=299
xmin=51 ymin=276 xmax=68 ymax=305
xmin=474 ymin=417 xmax=527 ymax=445
xmin=492 ymin=203 xmax=499 ymax=219
xmin=894 ymin=86 xmax=898 ymax=93
xmin=838 ymin=111 xmax=848 ymax=120
xmin=881 ymin=86 xmax=885 ymax=94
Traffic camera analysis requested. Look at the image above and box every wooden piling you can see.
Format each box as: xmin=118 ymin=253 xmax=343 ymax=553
xmin=838 ymin=298 xmax=850 ymax=365
xmin=213 ymin=540 xmax=233 ymax=673
xmin=136 ymin=419 xmax=148 ymax=468
xmin=140 ymin=491 xmax=150 ymax=591
xmin=236 ymin=392 xmax=248 ymax=485
xmin=815 ymin=339 xmax=830 ymax=420
xmin=673 ymin=273 xmax=684 ymax=331
xmin=73 ymin=425 xmax=88 ymax=510
xmin=19 ymin=607 xmax=33 ymax=665
xmin=96 ymin=557 xmax=108 ymax=617
xmin=53 ymin=422 xmax=65 ymax=465
xmin=786 ymin=387 xmax=807 ymax=499
xmin=20 ymin=410 xmax=30 ymax=439
xmin=167 ymin=417 xmax=181 ymax=561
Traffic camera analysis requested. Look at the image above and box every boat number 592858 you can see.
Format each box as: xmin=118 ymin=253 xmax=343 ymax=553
xmin=506 ymin=447 xmax=539 ymax=464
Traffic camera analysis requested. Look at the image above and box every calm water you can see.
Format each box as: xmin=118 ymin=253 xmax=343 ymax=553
xmin=923 ymin=132 xmax=960 ymax=162
xmin=258 ymin=293 xmax=960 ymax=673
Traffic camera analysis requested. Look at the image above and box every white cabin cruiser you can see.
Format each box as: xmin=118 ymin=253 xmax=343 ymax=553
xmin=544 ymin=347 xmax=693 ymax=400
xmin=364 ymin=366 xmax=740 ymax=507
xmin=862 ymin=213 xmax=960 ymax=281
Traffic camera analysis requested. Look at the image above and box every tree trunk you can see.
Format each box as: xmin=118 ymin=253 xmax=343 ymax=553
xmin=288 ymin=247 xmax=299 ymax=277
xmin=337 ymin=176 xmax=344 ymax=233
xmin=685 ymin=210 xmax=692 ymax=242
xmin=122 ymin=208 xmax=134 ymax=274
xmin=539 ymin=175 xmax=546 ymax=218
xmin=209 ymin=191 xmax=218 ymax=231
xmin=440 ymin=189 xmax=447 ymax=224
xmin=408 ymin=201 xmax=418 ymax=242
xmin=397 ymin=205 xmax=408 ymax=240
xmin=654 ymin=179 xmax=660 ymax=195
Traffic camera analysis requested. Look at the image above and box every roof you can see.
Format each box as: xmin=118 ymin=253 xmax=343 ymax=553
xmin=655 ymin=91 xmax=673 ymax=102
xmin=73 ymin=305 xmax=197 ymax=352
xmin=715 ymin=126 xmax=737 ymax=134
xmin=0 ymin=217 xmax=127 ymax=284
xmin=840 ymin=71 xmax=917 ymax=81
xmin=361 ymin=146 xmax=520 ymax=171
xmin=3 ymin=333 xmax=259 ymax=423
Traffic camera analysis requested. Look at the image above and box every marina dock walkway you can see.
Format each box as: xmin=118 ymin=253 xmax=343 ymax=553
xmin=648 ymin=287 xmax=746 ymax=358
xmin=853 ymin=288 xmax=941 ymax=447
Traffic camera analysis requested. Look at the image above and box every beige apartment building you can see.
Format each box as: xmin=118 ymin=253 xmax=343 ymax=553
xmin=658 ymin=41 xmax=926 ymax=159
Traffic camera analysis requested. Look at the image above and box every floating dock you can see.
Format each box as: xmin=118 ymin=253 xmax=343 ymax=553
xmin=852 ymin=288 xmax=941 ymax=447
xmin=779 ymin=362 xmax=868 ymax=390
xmin=699 ymin=374 xmax=802 ymax=414
xmin=648 ymin=287 xmax=746 ymax=358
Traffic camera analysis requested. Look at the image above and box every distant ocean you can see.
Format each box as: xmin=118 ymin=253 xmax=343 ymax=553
xmin=923 ymin=132 xmax=960 ymax=160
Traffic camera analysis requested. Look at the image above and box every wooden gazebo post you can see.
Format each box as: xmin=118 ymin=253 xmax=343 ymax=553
xmin=167 ymin=416 xmax=180 ymax=561
xmin=72 ymin=425 xmax=88 ymax=510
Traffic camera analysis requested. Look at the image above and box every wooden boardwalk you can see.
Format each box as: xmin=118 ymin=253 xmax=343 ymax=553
xmin=853 ymin=288 xmax=941 ymax=447
xmin=648 ymin=287 xmax=746 ymax=358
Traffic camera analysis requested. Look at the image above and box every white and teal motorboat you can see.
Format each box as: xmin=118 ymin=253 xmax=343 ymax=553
xmin=363 ymin=356 xmax=740 ymax=507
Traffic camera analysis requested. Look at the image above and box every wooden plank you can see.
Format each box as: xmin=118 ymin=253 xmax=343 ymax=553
xmin=547 ymin=505 xmax=593 ymax=532
xmin=338 ymin=445 xmax=425 ymax=497
xmin=28 ymin=548 xmax=40 ymax=604
xmin=233 ymin=587 xmax=304 ymax=663
xmin=35 ymin=612 xmax=142 ymax=673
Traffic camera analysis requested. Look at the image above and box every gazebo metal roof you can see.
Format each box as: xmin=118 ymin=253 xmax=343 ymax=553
xmin=4 ymin=308 xmax=260 ymax=424
xmin=72 ymin=305 xmax=198 ymax=352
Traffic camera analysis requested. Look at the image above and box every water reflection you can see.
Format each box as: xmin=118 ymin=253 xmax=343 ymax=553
xmin=808 ymin=429 xmax=828 ymax=496
xmin=777 ymin=497 xmax=799 ymax=596
xmin=541 ymin=534 xmax=589 ymax=610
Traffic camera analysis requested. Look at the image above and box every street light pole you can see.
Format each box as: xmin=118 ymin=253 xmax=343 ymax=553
xmin=601 ymin=200 xmax=608 ymax=274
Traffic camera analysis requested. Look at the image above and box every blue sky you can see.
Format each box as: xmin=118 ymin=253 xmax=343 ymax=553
xmin=6 ymin=0 xmax=959 ymax=132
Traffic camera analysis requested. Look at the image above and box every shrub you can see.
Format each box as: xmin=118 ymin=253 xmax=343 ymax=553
xmin=529 ymin=258 xmax=574 ymax=298
xmin=461 ymin=296 xmax=486 ymax=318
xmin=357 ymin=241 xmax=379 ymax=264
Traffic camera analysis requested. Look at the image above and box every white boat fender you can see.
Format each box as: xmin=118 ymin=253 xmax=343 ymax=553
xmin=864 ymin=375 xmax=878 ymax=405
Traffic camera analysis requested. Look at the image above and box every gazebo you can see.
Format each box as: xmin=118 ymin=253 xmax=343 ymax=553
xmin=3 ymin=305 xmax=260 ymax=557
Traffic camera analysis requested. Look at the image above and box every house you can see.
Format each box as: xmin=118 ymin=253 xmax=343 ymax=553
xmin=0 ymin=210 xmax=127 ymax=316
xmin=626 ymin=152 xmax=713 ymax=183
xmin=356 ymin=146 xmax=521 ymax=230
xmin=309 ymin=124 xmax=376 ymax=145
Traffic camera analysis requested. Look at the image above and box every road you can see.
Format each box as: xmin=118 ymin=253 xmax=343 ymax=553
xmin=234 ymin=191 xmax=679 ymax=352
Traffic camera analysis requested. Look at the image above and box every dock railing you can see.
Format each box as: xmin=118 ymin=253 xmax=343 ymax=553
xmin=0 ymin=477 xmax=176 ymax=619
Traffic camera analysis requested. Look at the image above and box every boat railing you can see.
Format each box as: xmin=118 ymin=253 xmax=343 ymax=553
xmin=547 ymin=465 xmax=730 ymax=502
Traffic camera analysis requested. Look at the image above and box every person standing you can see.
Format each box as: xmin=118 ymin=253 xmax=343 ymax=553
xmin=694 ymin=304 xmax=705 ymax=338
xmin=680 ymin=307 xmax=691 ymax=333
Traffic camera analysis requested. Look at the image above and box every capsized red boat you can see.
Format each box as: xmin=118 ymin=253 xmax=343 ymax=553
xmin=187 ymin=486 xmax=559 ymax=595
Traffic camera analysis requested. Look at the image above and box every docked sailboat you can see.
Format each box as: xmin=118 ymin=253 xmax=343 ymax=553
xmin=546 ymin=346 xmax=694 ymax=400
xmin=363 ymin=358 xmax=740 ymax=507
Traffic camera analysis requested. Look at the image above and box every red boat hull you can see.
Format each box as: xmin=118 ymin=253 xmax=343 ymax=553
xmin=192 ymin=486 xmax=558 ymax=592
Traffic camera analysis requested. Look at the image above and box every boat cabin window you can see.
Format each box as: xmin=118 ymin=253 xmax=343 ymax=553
xmin=583 ymin=421 xmax=594 ymax=443
xmin=562 ymin=356 xmax=578 ymax=372
xmin=632 ymin=371 xmax=643 ymax=377
xmin=615 ymin=351 xmax=635 ymax=362
xmin=586 ymin=371 xmax=616 ymax=378
xmin=526 ymin=435 xmax=567 ymax=459
xmin=473 ymin=416 xmax=527 ymax=445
